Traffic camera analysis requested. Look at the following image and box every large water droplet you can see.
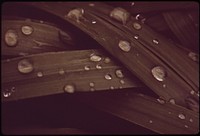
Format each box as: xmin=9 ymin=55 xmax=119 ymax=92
xmin=151 ymin=66 xmax=166 ymax=81
xmin=64 ymin=84 xmax=75 ymax=93
xmin=133 ymin=22 xmax=142 ymax=30
xmin=5 ymin=29 xmax=18 ymax=47
xmin=110 ymin=7 xmax=130 ymax=25
xmin=18 ymin=59 xmax=34 ymax=74
xmin=178 ymin=113 xmax=186 ymax=120
xmin=105 ymin=74 xmax=112 ymax=80
xmin=118 ymin=40 xmax=131 ymax=52
xmin=115 ymin=69 xmax=124 ymax=78
xmin=67 ymin=8 xmax=84 ymax=22
xmin=90 ymin=54 xmax=102 ymax=62
xmin=21 ymin=25 xmax=34 ymax=35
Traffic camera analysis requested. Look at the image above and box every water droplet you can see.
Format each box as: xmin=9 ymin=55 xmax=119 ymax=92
xmin=96 ymin=64 xmax=102 ymax=69
xmin=133 ymin=22 xmax=142 ymax=30
xmin=120 ymin=79 xmax=125 ymax=84
xmin=189 ymin=118 xmax=193 ymax=122
xmin=184 ymin=125 xmax=189 ymax=128
xmin=89 ymin=3 xmax=95 ymax=6
xmin=110 ymin=7 xmax=130 ymax=25
xmin=169 ymin=99 xmax=176 ymax=105
xmin=89 ymin=82 xmax=95 ymax=87
xmin=90 ymin=88 xmax=95 ymax=91
xmin=3 ymin=91 xmax=11 ymax=98
xmin=163 ymin=84 xmax=166 ymax=88
xmin=119 ymin=86 xmax=123 ymax=89
xmin=190 ymin=90 xmax=195 ymax=95
xmin=168 ymin=112 xmax=172 ymax=114
xmin=18 ymin=59 xmax=34 ymax=74
xmin=21 ymin=25 xmax=33 ymax=35
xmin=134 ymin=35 xmax=139 ymax=39
xmin=104 ymin=57 xmax=111 ymax=63
xmin=110 ymin=86 xmax=115 ymax=90
xmin=151 ymin=66 xmax=166 ymax=82
xmin=115 ymin=69 xmax=124 ymax=78
xmin=67 ymin=8 xmax=84 ymax=22
xmin=90 ymin=54 xmax=102 ymax=62
xmin=84 ymin=65 xmax=90 ymax=71
xmin=149 ymin=120 xmax=153 ymax=123
xmin=59 ymin=69 xmax=65 ymax=75
xmin=92 ymin=20 xmax=97 ymax=24
xmin=178 ymin=114 xmax=186 ymax=120
xmin=64 ymin=84 xmax=75 ymax=93
xmin=157 ymin=98 xmax=165 ymax=104
xmin=105 ymin=74 xmax=112 ymax=80
xmin=5 ymin=29 xmax=18 ymax=47
xmin=135 ymin=14 xmax=141 ymax=20
xmin=188 ymin=52 xmax=198 ymax=62
xmin=118 ymin=40 xmax=131 ymax=52
xmin=40 ymin=20 xmax=44 ymax=23
xmin=37 ymin=72 xmax=43 ymax=77
xmin=11 ymin=87 xmax=16 ymax=92
xmin=131 ymin=2 xmax=135 ymax=6
xmin=152 ymin=39 xmax=159 ymax=45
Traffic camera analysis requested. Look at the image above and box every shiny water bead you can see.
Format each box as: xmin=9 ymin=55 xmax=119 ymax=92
xmin=118 ymin=40 xmax=131 ymax=52
xmin=37 ymin=72 xmax=43 ymax=77
xmin=169 ymin=99 xmax=176 ymax=105
xmin=90 ymin=54 xmax=102 ymax=62
xmin=184 ymin=125 xmax=189 ymax=128
xmin=90 ymin=88 xmax=95 ymax=91
xmin=89 ymin=82 xmax=95 ymax=87
xmin=3 ymin=91 xmax=11 ymax=98
xmin=5 ymin=29 xmax=18 ymax=47
xmin=135 ymin=14 xmax=146 ymax=23
xmin=189 ymin=118 xmax=193 ymax=122
xmin=163 ymin=84 xmax=166 ymax=88
xmin=149 ymin=120 xmax=153 ymax=123
xmin=11 ymin=87 xmax=16 ymax=92
xmin=18 ymin=59 xmax=34 ymax=74
xmin=64 ymin=84 xmax=75 ymax=93
xmin=84 ymin=65 xmax=90 ymax=71
xmin=151 ymin=66 xmax=166 ymax=82
xmin=120 ymin=80 xmax=125 ymax=84
xmin=152 ymin=39 xmax=159 ymax=44
xmin=59 ymin=69 xmax=65 ymax=75
xmin=21 ymin=25 xmax=33 ymax=35
xmin=157 ymin=98 xmax=165 ymax=104
xmin=188 ymin=52 xmax=198 ymax=62
xmin=110 ymin=86 xmax=115 ymax=90
xmin=96 ymin=64 xmax=102 ymax=69
xmin=133 ymin=22 xmax=142 ymax=30
xmin=131 ymin=2 xmax=135 ymax=6
xmin=67 ymin=8 xmax=84 ymax=22
xmin=105 ymin=74 xmax=112 ymax=80
xmin=104 ymin=57 xmax=111 ymax=63
xmin=178 ymin=114 xmax=186 ymax=120
xmin=92 ymin=20 xmax=97 ymax=24
xmin=190 ymin=90 xmax=195 ymax=95
xmin=110 ymin=7 xmax=130 ymax=25
xmin=134 ymin=35 xmax=139 ymax=39
xmin=115 ymin=69 xmax=124 ymax=78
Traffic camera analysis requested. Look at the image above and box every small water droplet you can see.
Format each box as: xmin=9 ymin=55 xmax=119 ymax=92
xmin=120 ymin=79 xmax=125 ymax=84
xmin=92 ymin=20 xmax=97 ymax=24
xmin=118 ymin=40 xmax=131 ymax=52
xmin=21 ymin=25 xmax=34 ymax=35
xmin=40 ymin=20 xmax=44 ymax=23
xmin=64 ymin=84 xmax=75 ymax=93
xmin=84 ymin=65 xmax=90 ymax=71
xmin=190 ymin=90 xmax=195 ymax=95
xmin=119 ymin=86 xmax=123 ymax=89
xmin=18 ymin=59 xmax=34 ymax=74
xmin=168 ymin=112 xmax=172 ymax=114
xmin=169 ymin=99 xmax=176 ymax=105
xmin=59 ymin=69 xmax=65 ymax=75
xmin=149 ymin=120 xmax=153 ymax=123
xmin=96 ymin=64 xmax=102 ymax=69
xmin=104 ymin=57 xmax=111 ymax=63
xmin=90 ymin=88 xmax=95 ymax=91
xmin=11 ymin=87 xmax=16 ymax=92
xmin=131 ymin=2 xmax=135 ymax=6
xmin=184 ymin=125 xmax=189 ymax=128
xmin=67 ymin=8 xmax=84 ymax=22
xmin=89 ymin=82 xmax=95 ymax=87
xmin=135 ymin=14 xmax=140 ymax=20
xmin=136 ymin=53 xmax=139 ymax=56
xmin=115 ymin=69 xmax=124 ymax=78
xmin=163 ymin=84 xmax=166 ymax=88
xmin=189 ymin=118 xmax=193 ymax=122
xmin=5 ymin=29 xmax=18 ymax=47
xmin=90 ymin=54 xmax=102 ymax=62
xmin=157 ymin=98 xmax=165 ymax=104
xmin=110 ymin=7 xmax=130 ymax=25
xmin=152 ymin=39 xmax=159 ymax=45
xmin=151 ymin=66 xmax=166 ymax=81
xmin=134 ymin=35 xmax=139 ymax=39
xmin=178 ymin=114 xmax=186 ymax=120
xmin=188 ymin=52 xmax=198 ymax=62
xmin=110 ymin=86 xmax=115 ymax=90
xmin=105 ymin=74 xmax=112 ymax=80
xmin=3 ymin=92 xmax=11 ymax=98
xmin=89 ymin=3 xmax=95 ymax=6
xmin=133 ymin=22 xmax=142 ymax=30
xmin=37 ymin=72 xmax=43 ymax=77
